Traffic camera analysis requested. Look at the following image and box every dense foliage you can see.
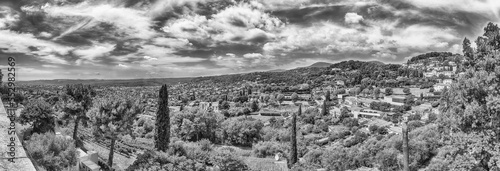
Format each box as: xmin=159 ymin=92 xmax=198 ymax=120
xmin=25 ymin=133 xmax=77 ymax=171
xmin=18 ymin=99 xmax=55 ymax=134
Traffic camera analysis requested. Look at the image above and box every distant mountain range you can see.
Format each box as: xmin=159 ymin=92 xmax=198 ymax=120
xmin=17 ymin=60 xmax=391 ymax=86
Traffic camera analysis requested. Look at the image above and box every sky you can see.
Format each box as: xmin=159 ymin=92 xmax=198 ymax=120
xmin=0 ymin=0 xmax=499 ymax=81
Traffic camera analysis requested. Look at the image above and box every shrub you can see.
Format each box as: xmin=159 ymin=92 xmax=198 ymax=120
xmin=328 ymin=127 xmax=351 ymax=141
xmin=211 ymin=149 xmax=249 ymax=171
xmin=25 ymin=133 xmax=77 ymax=171
xmin=252 ymin=141 xmax=287 ymax=158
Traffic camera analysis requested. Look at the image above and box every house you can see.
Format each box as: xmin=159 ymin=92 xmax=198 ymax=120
xmin=352 ymin=109 xmax=382 ymax=118
xmin=78 ymin=149 xmax=100 ymax=171
xmin=443 ymin=79 xmax=453 ymax=85
xmin=330 ymin=107 xmax=341 ymax=118
xmin=211 ymin=102 xmax=219 ymax=112
xmin=382 ymin=96 xmax=406 ymax=106
xmin=335 ymin=80 xmax=345 ymax=86
xmin=199 ymin=102 xmax=210 ymax=111
xmin=433 ymin=83 xmax=450 ymax=92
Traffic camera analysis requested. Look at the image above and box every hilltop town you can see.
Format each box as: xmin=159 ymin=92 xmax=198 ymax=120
xmin=2 ymin=50 xmax=471 ymax=171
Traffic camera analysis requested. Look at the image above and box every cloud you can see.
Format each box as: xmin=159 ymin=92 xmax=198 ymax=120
xmin=117 ymin=63 xmax=129 ymax=68
xmin=0 ymin=6 xmax=20 ymax=29
xmin=162 ymin=2 xmax=284 ymax=45
xmin=243 ymin=53 xmax=264 ymax=58
xmin=264 ymin=19 xmax=461 ymax=61
xmin=73 ymin=42 xmax=115 ymax=62
xmin=0 ymin=30 xmax=73 ymax=55
xmin=210 ymin=52 xmax=275 ymax=69
xmin=39 ymin=55 xmax=70 ymax=65
xmin=345 ymin=12 xmax=363 ymax=24
xmin=152 ymin=37 xmax=192 ymax=48
xmin=45 ymin=3 xmax=156 ymax=39
xmin=372 ymin=51 xmax=397 ymax=59
xmin=148 ymin=0 xmax=211 ymax=18
xmin=144 ymin=56 xmax=158 ymax=61
xmin=404 ymin=0 xmax=500 ymax=18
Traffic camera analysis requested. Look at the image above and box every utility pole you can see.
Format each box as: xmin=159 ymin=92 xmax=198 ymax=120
xmin=402 ymin=115 xmax=409 ymax=171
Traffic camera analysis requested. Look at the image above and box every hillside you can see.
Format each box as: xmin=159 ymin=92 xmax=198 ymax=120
xmin=307 ymin=62 xmax=333 ymax=68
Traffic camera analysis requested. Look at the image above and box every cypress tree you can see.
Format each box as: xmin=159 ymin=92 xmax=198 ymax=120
xmin=322 ymin=101 xmax=328 ymax=115
xmin=325 ymin=90 xmax=331 ymax=101
xmin=155 ymin=84 xmax=170 ymax=152
xmin=289 ymin=105 xmax=299 ymax=168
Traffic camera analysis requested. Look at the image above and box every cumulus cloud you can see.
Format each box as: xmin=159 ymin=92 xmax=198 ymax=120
xmin=264 ymin=19 xmax=461 ymax=61
xmin=162 ymin=2 xmax=284 ymax=45
xmin=0 ymin=6 xmax=20 ymax=29
xmin=344 ymin=12 xmax=363 ymax=24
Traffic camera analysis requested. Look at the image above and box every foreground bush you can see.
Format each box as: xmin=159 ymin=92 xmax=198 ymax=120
xmin=25 ymin=133 xmax=77 ymax=171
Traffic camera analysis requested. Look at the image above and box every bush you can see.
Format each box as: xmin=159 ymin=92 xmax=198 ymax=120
xmin=219 ymin=117 xmax=264 ymax=146
xmin=252 ymin=141 xmax=287 ymax=158
xmin=127 ymin=150 xmax=207 ymax=171
xmin=328 ymin=127 xmax=351 ymax=141
xmin=211 ymin=149 xmax=249 ymax=171
xmin=25 ymin=133 xmax=77 ymax=171
xmin=342 ymin=118 xmax=359 ymax=128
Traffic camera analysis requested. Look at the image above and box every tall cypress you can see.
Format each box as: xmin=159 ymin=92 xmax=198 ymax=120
xmin=155 ymin=84 xmax=170 ymax=152
xmin=289 ymin=105 xmax=299 ymax=168
xmin=322 ymin=101 xmax=328 ymax=115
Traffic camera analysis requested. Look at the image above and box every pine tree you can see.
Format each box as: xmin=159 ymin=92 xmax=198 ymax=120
xmin=289 ymin=105 xmax=299 ymax=168
xmin=63 ymin=84 xmax=95 ymax=147
xmin=91 ymin=94 xmax=143 ymax=167
xmin=155 ymin=85 xmax=170 ymax=152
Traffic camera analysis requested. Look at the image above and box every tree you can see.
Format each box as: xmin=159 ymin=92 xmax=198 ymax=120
xmin=462 ymin=37 xmax=474 ymax=61
xmin=433 ymin=22 xmax=500 ymax=170
xmin=19 ymin=99 xmax=56 ymax=134
xmin=291 ymin=93 xmax=299 ymax=102
xmin=325 ymin=90 xmax=331 ymax=101
xmin=289 ymin=106 xmax=299 ymax=168
xmin=155 ymin=85 xmax=170 ymax=152
xmin=277 ymin=94 xmax=285 ymax=104
xmin=91 ymin=94 xmax=144 ymax=167
xmin=219 ymin=117 xmax=264 ymax=146
xmin=13 ymin=92 xmax=25 ymax=105
xmin=403 ymin=87 xmax=411 ymax=95
xmin=62 ymin=84 xmax=95 ymax=145
xmin=373 ymin=88 xmax=381 ymax=99
xmin=251 ymin=101 xmax=259 ymax=112
xmin=221 ymin=101 xmax=230 ymax=110
xmin=321 ymin=101 xmax=328 ymax=116
xmin=385 ymin=88 xmax=393 ymax=96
